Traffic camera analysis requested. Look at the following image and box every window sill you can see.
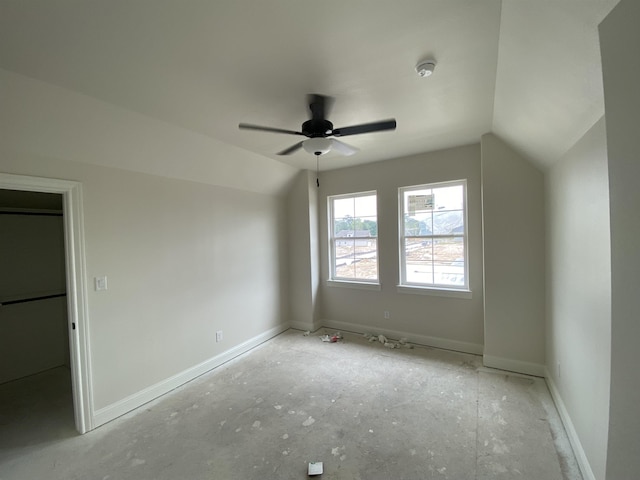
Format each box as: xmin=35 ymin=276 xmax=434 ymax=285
xmin=327 ymin=280 xmax=381 ymax=291
xmin=396 ymin=285 xmax=472 ymax=299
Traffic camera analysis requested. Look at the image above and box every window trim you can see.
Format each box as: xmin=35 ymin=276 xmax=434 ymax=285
xmin=328 ymin=190 xmax=379 ymax=285
xmin=327 ymin=279 xmax=382 ymax=291
xmin=398 ymin=179 xmax=470 ymax=292
xmin=396 ymin=285 xmax=472 ymax=299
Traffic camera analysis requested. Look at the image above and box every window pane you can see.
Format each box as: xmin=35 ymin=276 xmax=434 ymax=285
xmin=354 ymin=238 xmax=378 ymax=280
xmin=354 ymin=194 xmax=377 ymax=217
xmin=400 ymin=180 xmax=467 ymax=290
xmin=404 ymin=190 xmax=433 ymax=217
xmin=330 ymin=191 xmax=378 ymax=283
xmin=404 ymin=214 xmax=432 ymax=236
xmin=404 ymin=238 xmax=434 ymax=284
xmin=432 ymin=238 xmax=465 ymax=286
xmin=333 ymin=197 xmax=354 ymax=219
xmin=334 ymin=239 xmax=355 ymax=279
xmin=403 ymin=215 xmax=419 ymax=236
xmin=432 ymin=210 xmax=464 ymax=235
xmin=334 ymin=218 xmax=353 ymax=237
xmin=433 ymin=185 xmax=463 ymax=210
xmin=359 ymin=217 xmax=377 ymax=237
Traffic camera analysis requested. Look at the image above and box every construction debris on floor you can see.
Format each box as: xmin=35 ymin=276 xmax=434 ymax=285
xmin=362 ymin=332 xmax=413 ymax=349
xmin=307 ymin=461 xmax=323 ymax=476
xmin=1 ymin=329 xmax=583 ymax=480
xmin=319 ymin=332 xmax=343 ymax=343
xmin=309 ymin=329 xmax=414 ymax=349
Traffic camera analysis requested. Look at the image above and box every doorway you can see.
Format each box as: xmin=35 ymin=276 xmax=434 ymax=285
xmin=0 ymin=173 xmax=92 ymax=434
xmin=0 ymin=190 xmax=76 ymax=448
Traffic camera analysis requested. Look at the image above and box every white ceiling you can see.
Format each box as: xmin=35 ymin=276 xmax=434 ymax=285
xmin=0 ymin=0 xmax=619 ymax=172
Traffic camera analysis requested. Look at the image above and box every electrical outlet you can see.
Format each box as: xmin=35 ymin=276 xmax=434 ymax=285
xmin=216 ymin=330 xmax=223 ymax=342
xmin=384 ymin=311 xmax=390 ymax=319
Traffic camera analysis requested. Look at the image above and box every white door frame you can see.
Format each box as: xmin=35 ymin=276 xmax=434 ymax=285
xmin=0 ymin=173 xmax=93 ymax=433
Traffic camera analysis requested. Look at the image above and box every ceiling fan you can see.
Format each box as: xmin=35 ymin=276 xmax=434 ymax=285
xmin=239 ymin=94 xmax=396 ymax=157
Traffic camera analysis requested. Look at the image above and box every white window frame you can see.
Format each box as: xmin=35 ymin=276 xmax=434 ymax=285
xmin=328 ymin=191 xmax=379 ymax=287
xmin=398 ymin=179 xmax=470 ymax=294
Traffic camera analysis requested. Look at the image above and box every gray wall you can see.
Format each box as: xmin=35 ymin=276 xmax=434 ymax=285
xmin=0 ymin=212 xmax=69 ymax=383
xmin=481 ymin=134 xmax=546 ymax=374
xmin=287 ymin=170 xmax=320 ymax=332
xmin=0 ymin=213 xmax=66 ymax=295
xmin=317 ymin=144 xmax=484 ymax=353
xmin=600 ymin=1 xmax=640 ymax=477
xmin=0 ymin=68 xmax=293 ymax=417
xmin=545 ymin=117 xmax=611 ymax=480
xmin=1 ymin=157 xmax=290 ymax=411
xmin=482 ymin=134 xmax=545 ymax=375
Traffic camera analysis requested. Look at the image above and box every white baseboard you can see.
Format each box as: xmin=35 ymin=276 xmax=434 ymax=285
xmin=289 ymin=320 xmax=321 ymax=333
xmin=482 ymin=354 xmax=546 ymax=377
xmin=320 ymin=318 xmax=483 ymax=355
xmin=92 ymin=323 xmax=289 ymax=428
xmin=544 ymin=369 xmax=596 ymax=480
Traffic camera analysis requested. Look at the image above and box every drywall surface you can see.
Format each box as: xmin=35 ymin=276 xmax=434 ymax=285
xmin=308 ymin=171 xmax=320 ymax=326
xmin=0 ymin=297 xmax=68 ymax=384
xmin=0 ymin=214 xmax=66 ymax=296
xmin=0 ymin=214 xmax=68 ymax=383
xmin=1 ymin=152 xmax=289 ymax=410
xmin=481 ymin=134 xmax=545 ymax=373
xmin=318 ymin=144 xmax=484 ymax=352
xmin=287 ymin=170 xmax=320 ymax=331
xmin=492 ymin=0 xmax=616 ymax=168
xmin=0 ymin=70 xmax=290 ymax=412
xmin=600 ymin=1 xmax=640 ymax=477
xmin=0 ymin=68 xmax=298 ymax=197
xmin=546 ymin=117 xmax=610 ymax=480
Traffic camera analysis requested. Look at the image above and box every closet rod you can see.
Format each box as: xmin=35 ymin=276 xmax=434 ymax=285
xmin=0 ymin=211 xmax=63 ymax=217
xmin=0 ymin=293 xmax=66 ymax=307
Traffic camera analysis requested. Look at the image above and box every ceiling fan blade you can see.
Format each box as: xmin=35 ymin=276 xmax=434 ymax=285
xmin=330 ymin=139 xmax=359 ymax=156
xmin=308 ymin=94 xmax=335 ymax=121
xmin=332 ymin=119 xmax=397 ymax=137
xmin=277 ymin=141 xmax=304 ymax=155
xmin=239 ymin=123 xmax=305 ymax=136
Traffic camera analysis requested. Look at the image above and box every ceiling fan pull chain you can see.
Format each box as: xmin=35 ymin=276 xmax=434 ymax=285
xmin=316 ymin=153 xmax=320 ymax=188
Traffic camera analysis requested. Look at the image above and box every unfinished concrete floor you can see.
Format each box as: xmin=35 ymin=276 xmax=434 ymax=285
xmin=0 ymin=329 xmax=582 ymax=480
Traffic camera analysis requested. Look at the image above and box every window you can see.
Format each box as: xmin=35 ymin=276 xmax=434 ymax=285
xmin=399 ymin=180 xmax=468 ymax=290
xmin=328 ymin=191 xmax=378 ymax=283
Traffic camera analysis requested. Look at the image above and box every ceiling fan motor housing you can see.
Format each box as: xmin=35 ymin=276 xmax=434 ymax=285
xmin=302 ymin=119 xmax=333 ymax=137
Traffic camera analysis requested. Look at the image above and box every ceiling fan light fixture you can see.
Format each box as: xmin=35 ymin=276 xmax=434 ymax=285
xmin=416 ymin=60 xmax=436 ymax=77
xmin=303 ymin=137 xmax=332 ymax=156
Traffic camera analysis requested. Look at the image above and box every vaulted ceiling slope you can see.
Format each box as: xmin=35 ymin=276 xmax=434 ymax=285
xmin=0 ymin=1 xmax=619 ymax=172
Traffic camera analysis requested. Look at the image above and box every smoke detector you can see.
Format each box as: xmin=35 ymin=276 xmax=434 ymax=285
xmin=416 ymin=60 xmax=436 ymax=77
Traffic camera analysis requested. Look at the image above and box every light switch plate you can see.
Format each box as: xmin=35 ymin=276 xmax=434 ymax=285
xmin=95 ymin=276 xmax=108 ymax=291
